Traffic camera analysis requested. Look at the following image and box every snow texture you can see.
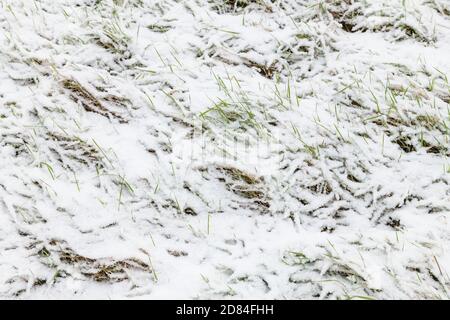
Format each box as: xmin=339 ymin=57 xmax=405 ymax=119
xmin=0 ymin=0 xmax=449 ymax=299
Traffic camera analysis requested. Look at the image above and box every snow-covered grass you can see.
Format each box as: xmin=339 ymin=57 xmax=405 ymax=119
xmin=0 ymin=0 xmax=449 ymax=299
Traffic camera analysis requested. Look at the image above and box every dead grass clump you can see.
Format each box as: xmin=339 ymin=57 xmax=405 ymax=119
xmin=147 ymin=24 xmax=172 ymax=33
xmin=57 ymin=247 xmax=151 ymax=282
xmin=415 ymin=114 xmax=442 ymax=131
xmin=215 ymin=165 xmax=271 ymax=212
xmin=307 ymin=181 xmax=333 ymax=194
xmin=217 ymin=166 xmax=262 ymax=185
xmin=324 ymin=0 xmax=362 ymax=32
xmin=393 ymin=135 xmax=416 ymax=153
xmin=211 ymin=0 xmax=273 ymax=14
xmin=47 ymin=132 xmax=104 ymax=168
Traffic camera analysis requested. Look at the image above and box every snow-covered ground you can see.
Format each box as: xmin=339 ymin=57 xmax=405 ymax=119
xmin=0 ymin=0 xmax=449 ymax=299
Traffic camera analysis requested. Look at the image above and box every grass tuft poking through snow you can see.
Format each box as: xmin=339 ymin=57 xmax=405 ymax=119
xmin=0 ymin=0 xmax=449 ymax=299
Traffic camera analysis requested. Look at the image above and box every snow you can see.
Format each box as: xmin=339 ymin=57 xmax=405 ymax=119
xmin=0 ymin=0 xmax=449 ymax=299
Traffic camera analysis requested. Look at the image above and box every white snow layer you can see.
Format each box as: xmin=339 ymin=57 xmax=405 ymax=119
xmin=0 ymin=0 xmax=449 ymax=299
